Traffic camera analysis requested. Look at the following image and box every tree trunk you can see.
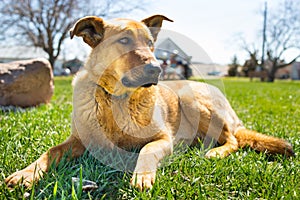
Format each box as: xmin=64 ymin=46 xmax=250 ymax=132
xmin=268 ymin=63 xmax=277 ymax=82
xmin=268 ymin=71 xmax=275 ymax=82
xmin=48 ymin=56 xmax=55 ymax=70
xmin=45 ymin=49 xmax=55 ymax=71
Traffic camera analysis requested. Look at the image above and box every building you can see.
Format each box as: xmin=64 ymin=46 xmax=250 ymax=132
xmin=155 ymin=37 xmax=192 ymax=62
xmin=0 ymin=46 xmax=48 ymax=63
xmin=273 ymin=62 xmax=300 ymax=80
xmin=62 ymin=58 xmax=83 ymax=74
xmin=154 ymin=34 xmax=227 ymax=77
xmin=0 ymin=46 xmax=70 ymax=75
xmin=291 ymin=62 xmax=300 ymax=80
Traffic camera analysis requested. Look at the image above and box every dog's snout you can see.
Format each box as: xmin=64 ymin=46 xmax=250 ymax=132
xmin=144 ymin=64 xmax=161 ymax=76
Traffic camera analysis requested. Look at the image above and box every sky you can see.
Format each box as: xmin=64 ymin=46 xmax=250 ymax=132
xmin=66 ymin=0 xmax=292 ymax=65
xmin=137 ymin=0 xmax=273 ymax=65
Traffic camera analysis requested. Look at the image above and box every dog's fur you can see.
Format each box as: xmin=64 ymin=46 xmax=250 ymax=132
xmin=5 ymin=15 xmax=294 ymax=190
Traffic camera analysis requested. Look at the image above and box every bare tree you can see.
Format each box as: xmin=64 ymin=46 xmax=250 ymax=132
xmin=239 ymin=37 xmax=260 ymax=77
xmin=0 ymin=0 xmax=145 ymax=69
xmin=238 ymin=0 xmax=300 ymax=81
xmin=228 ymin=55 xmax=240 ymax=77
xmin=264 ymin=0 xmax=300 ymax=81
xmin=242 ymin=50 xmax=259 ymax=77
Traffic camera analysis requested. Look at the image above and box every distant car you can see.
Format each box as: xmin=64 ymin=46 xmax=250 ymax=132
xmin=207 ymin=71 xmax=221 ymax=76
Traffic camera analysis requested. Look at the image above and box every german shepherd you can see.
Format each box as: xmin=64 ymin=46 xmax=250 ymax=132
xmin=6 ymin=15 xmax=294 ymax=191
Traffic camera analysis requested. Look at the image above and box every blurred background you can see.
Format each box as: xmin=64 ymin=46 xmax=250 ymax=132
xmin=0 ymin=0 xmax=299 ymax=81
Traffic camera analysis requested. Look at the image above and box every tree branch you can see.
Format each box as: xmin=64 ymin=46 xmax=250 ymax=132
xmin=0 ymin=0 xmax=146 ymax=68
xmin=277 ymin=54 xmax=300 ymax=69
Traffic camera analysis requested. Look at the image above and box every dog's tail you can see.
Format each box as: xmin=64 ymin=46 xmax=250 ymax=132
xmin=235 ymin=128 xmax=295 ymax=157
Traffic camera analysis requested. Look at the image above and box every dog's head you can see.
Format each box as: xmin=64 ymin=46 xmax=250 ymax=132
xmin=70 ymin=15 xmax=173 ymax=96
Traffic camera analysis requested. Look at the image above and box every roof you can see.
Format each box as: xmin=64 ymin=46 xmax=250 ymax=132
xmin=155 ymin=30 xmax=212 ymax=64
xmin=0 ymin=46 xmax=48 ymax=60
xmin=155 ymin=37 xmax=190 ymax=61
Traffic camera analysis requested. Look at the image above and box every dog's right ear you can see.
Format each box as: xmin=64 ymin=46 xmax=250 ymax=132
xmin=70 ymin=16 xmax=105 ymax=48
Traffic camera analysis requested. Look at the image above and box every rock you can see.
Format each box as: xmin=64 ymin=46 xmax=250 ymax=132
xmin=0 ymin=58 xmax=54 ymax=107
xmin=72 ymin=177 xmax=98 ymax=191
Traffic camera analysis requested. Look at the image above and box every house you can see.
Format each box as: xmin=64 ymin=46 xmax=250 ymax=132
xmin=291 ymin=62 xmax=300 ymax=80
xmin=62 ymin=58 xmax=83 ymax=74
xmin=154 ymin=34 xmax=227 ymax=77
xmin=274 ymin=62 xmax=300 ymax=80
xmin=0 ymin=46 xmax=70 ymax=75
xmin=155 ymin=37 xmax=192 ymax=62
xmin=0 ymin=46 xmax=48 ymax=63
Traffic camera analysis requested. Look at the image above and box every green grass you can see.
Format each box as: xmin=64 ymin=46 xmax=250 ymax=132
xmin=1 ymin=77 xmax=299 ymax=199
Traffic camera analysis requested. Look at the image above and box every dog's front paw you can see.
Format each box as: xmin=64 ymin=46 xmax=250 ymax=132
xmin=130 ymin=171 xmax=156 ymax=191
xmin=5 ymin=169 xmax=38 ymax=188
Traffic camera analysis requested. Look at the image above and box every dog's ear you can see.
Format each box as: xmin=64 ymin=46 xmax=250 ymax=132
xmin=70 ymin=16 xmax=105 ymax=48
xmin=141 ymin=15 xmax=173 ymax=42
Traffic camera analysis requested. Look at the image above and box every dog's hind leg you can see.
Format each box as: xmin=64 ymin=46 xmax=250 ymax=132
xmin=197 ymin=114 xmax=239 ymax=158
xmin=204 ymin=128 xmax=239 ymax=158
xmin=204 ymin=123 xmax=239 ymax=158
xmin=5 ymin=135 xmax=86 ymax=188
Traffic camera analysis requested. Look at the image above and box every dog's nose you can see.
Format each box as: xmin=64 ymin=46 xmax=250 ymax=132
xmin=143 ymin=64 xmax=161 ymax=76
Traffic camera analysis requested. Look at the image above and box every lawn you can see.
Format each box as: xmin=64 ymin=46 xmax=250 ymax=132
xmin=0 ymin=77 xmax=299 ymax=199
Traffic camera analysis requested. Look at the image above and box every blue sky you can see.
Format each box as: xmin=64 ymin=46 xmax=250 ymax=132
xmin=136 ymin=0 xmax=274 ymax=64
xmin=67 ymin=0 xmax=292 ymax=65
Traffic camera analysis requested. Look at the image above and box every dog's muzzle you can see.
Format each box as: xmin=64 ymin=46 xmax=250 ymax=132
xmin=121 ymin=63 xmax=162 ymax=88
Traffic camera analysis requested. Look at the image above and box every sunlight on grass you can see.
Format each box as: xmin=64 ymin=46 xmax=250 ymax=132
xmin=0 ymin=77 xmax=299 ymax=199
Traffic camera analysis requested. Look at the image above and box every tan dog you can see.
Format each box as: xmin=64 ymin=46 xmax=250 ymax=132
xmin=6 ymin=15 xmax=294 ymax=191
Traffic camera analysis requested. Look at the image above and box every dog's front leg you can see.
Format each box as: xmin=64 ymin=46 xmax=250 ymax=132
xmin=131 ymin=134 xmax=172 ymax=190
xmin=5 ymin=136 xmax=85 ymax=188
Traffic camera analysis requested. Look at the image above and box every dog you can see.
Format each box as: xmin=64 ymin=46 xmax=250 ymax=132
xmin=5 ymin=15 xmax=294 ymax=191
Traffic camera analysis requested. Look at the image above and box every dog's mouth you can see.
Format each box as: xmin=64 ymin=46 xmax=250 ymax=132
xmin=121 ymin=76 xmax=158 ymax=88
xmin=121 ymin=64 xmax=161 ymax=88
xmin=141 ymin=83 xmax=156 ymax=87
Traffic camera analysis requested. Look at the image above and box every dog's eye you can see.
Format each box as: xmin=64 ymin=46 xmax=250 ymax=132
xmin=118 ymin=37 xmax=131 ymax=45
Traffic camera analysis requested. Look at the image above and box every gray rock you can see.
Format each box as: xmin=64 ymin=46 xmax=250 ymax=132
xmin=0 ymin=58 xmax=54 ymax=107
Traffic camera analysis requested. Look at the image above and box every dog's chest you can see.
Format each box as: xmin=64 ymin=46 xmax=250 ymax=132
xmin=95 ymin=89 xmax=164 ymax=149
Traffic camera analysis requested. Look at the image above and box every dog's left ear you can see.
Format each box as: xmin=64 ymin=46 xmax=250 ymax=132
xmin=141 ymin=15 xmax=173 ymax=42
xmin=70 ymin=16 xmax=105 ymax=48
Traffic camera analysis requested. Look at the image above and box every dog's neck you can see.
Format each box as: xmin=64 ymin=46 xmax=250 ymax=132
xmin=95 ymin=83 xmax=156 ymax=109
xmin=94 ymin=83 xmax=157 ymax=147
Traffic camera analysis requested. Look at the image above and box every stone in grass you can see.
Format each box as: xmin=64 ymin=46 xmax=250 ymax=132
xmin=0 ymin=58 xmax=54 ymax=107
xmin=72 ymin=177 xmax=99 ymax=192
xmin=22 ymin=178 xmax=98 ymax=198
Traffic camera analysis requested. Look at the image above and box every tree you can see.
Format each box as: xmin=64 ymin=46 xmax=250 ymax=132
xmin=228 ymin=55 xmax=240 ymax=77
xmin=0 ymin=0 xmax=145 ymax=69
xmin=239 ymin=38 xmax=259 ymax=77
xmin=238 ymin=0 xmax=300 ymax=81
xmin=264 ymin=0 xmax=300 ymax=81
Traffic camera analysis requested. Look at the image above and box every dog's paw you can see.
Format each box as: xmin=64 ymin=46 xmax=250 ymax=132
xmin=130 ymin=171 xmax=156 ymax=191
xmin=205 ymin=148 xmax=227 ymax=158
xmin=5 ymin=169 xmax=37 ymax=188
